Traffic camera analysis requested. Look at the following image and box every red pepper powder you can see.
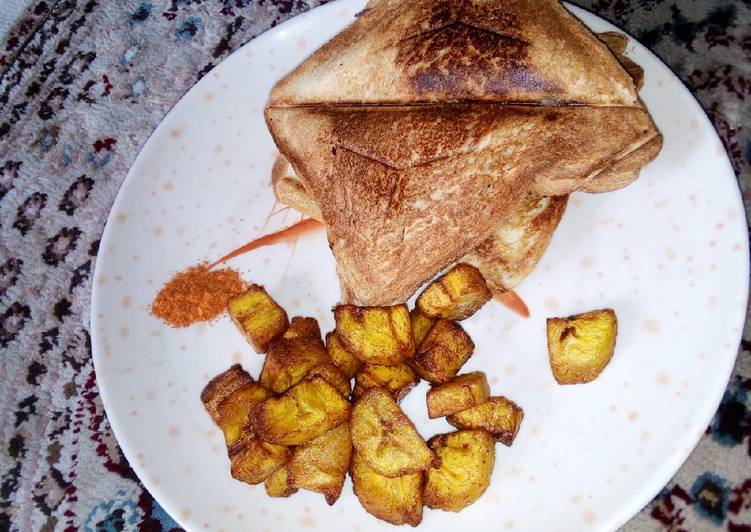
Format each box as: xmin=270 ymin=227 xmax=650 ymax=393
xmin=152 ymin=264 xmax=246 ymax=327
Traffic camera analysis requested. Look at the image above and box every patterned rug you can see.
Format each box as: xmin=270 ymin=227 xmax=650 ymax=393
xmin=1 ymin=1 xmax=749 ymax=530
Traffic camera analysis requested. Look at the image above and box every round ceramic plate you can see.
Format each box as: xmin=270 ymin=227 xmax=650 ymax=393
xmin=91 ymin=2 xmax=749 ymax=530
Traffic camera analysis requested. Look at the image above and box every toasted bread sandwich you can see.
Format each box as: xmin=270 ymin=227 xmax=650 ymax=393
xmin=265 ymin=0 xmax=662 ymax=305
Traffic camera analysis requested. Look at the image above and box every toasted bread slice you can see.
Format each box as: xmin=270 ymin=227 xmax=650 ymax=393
xmin=274 ymin=159 xmax=567 ymax=295
xmin=267 ymin=104 xmax=658 ymax=305
xmin=268 ymin=0 xmax=638 ymax=106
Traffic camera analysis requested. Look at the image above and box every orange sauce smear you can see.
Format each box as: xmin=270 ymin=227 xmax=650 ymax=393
xmin=494 ymin=290 xmax=530 ymax=318
xmin=209 ymin=218 xmax=323 ymax=268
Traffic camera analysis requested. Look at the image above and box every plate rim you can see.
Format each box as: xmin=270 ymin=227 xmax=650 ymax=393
xmin=90 ymin=2 xmax=751 ymax=530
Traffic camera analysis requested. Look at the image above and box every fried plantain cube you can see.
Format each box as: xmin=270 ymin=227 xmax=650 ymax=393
xmin=264 ymin=465 xmax=297 ymax=498
xmin=424 ymin=430 xmax=495 ymax=512
xmin=410 ymin=308 xmax=435 ymax=348
xmin=350 ymin=451 xmax=424 ymax=527
xmin=252 ymin=376 xmax=351 ymax=445
xmin=353 ymin=363 xmax=419 ymax=403
xmin=351 ymin=388 xmax=433 ymax=477
xmin=215 ymin=382 xmax=272 ymax=445
xmin=283 ymin=316 xmax=322 ymax=340
xmin=259 ymin=333 xmax=330 ymax=394
xmin=228 ymin=285 xmax=289 ymax=353
xmin=200 ymin=364 xmax=254 ymax=424
xmin=287 ymin=423 xmax=352 ymax=505
xmin=408 ymin=319 xmax=474 ymax=384
xmin=326 ymin=331 xmax=362 ymax=379
xmin=305 ymin=362 xmax=352 ymax=398
xmin=426 ymin=372 xmax=489 ymax=419
xmin=547 ymin=308 xmax=618 ymax=384
xmin=228 ymin=432 xmax=291 ymax=485
xmin=446 ymin=396 xmax=524 ymax=446
xmin=334 ymin=304 xmax=414 ymax=366
xmin=416 ymin=263 xmax=492 ymax=321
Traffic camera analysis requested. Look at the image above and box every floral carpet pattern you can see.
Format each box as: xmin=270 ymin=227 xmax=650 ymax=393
xmin=0 ymin=1 xmax=749 ymax=530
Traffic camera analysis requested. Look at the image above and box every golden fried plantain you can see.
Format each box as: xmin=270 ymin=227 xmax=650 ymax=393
xmin=252 ymin=376 xmax=351 ymax=445
xmin=200 ymin=364 xmax=254 ymax=424
xmin=408 ymin=319 xmax=474 ymax=384
xmin=547 ymin=308 xmax=618 ymax=384
xmin=228 ymin=286 xmax=289 ymax=353
xmin=283 ymin=316 xmax=322 ymax=340
xmin=334 ymin=304 xmax=414 ymax=366
xmin=350 ymin=452 xmax=424 ymax=527
xmin=416 ymin=263 xmax=492 ymax=321
xmin=287 ymin=423 xmax=352 ymax=505
xmin=447 ymin=396 xmax=524 ymax=446
xmin=305 ymin=362 xmax=352 ymax=398
xmin=264 ymin=465 xmax=298 ymax=498
xmin=424 ymin=430 xmax=495 ymax=512
xmin=228 ymin=432 xmax=291 ymax=485
xmin=326 ymin=331 xmax=362 ymax=379
xmin=353 ymin=363 xmax=419 ymax=403
xmin=410 ymin=308 xmax=435 ymax=348
xmin=215 ymin=382 xmax=272 ymax=445
xmin=426 ymin=372 xmax=489 ymax=419
xmin=259 ymin=332 xmax=329 ymax=394
xmin=351 ymin=388 xmax=433 ymax=477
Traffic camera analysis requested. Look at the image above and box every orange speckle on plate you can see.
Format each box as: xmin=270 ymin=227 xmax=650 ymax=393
xmin=169 ymin=128 xmax=182 ymax=139
xmin=628 ymin=411 xmax=639 ymax=422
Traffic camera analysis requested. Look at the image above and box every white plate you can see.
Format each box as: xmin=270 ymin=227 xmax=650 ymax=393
xmin=90 ymin=2 xmax=749 ymax=530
